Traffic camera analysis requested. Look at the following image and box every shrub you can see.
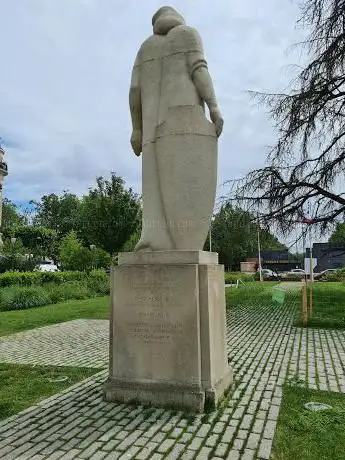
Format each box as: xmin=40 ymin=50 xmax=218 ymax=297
xmin=0 ymin=255 xmax=40 ymax=274
xmin=283 ymin=274 xmax=305 ymax=282
xmin=0 ymin=270 xmax=86 ymax=287
xmin=45 ymin=281 xmax=91 ymax=304
xmin=224 ymin=272 xmax=255 ymax=284
xmin=323 ymin=269 xmax=345 ymax=282
xmin=0 ymin=270 xmax=110 ymax=312
xmin=0 ymin=286 xmax=51 ymax=311
xmin=86 ymin=270 xmax=110 ymax=296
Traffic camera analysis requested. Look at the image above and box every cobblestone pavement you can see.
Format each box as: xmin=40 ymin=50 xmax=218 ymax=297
xmin=1 ymin=303 xmax=345 ymax=460
xmin=0 ymin=320 xmax=108 ymax=369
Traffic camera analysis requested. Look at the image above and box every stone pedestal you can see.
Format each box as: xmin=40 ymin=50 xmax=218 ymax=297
xmin=104 ymin=250 xmax=232 ymax=412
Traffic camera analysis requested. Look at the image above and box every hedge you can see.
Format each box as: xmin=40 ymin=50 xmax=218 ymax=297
xmin=0 ymin=270 xmax=104 ymax=287
xmin=322 ymin=268 xmax=345 ymax=282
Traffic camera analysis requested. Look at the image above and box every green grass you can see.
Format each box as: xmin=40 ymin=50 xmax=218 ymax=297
xmin=0 ymin=363 xmax=100 ymax=420
xmin=0 ymin=296 xmax=109 ymax=337
xmin=294 ymin=282 xmax=345 ymax=328
xmin=272 ymin=385 xmax=345 ymax=460
xmin=225 ymin=281 xmax=288 ymax=308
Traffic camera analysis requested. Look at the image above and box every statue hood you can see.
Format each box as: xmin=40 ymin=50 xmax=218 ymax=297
xmin=152 ymin=6 xmax=185 ymax=35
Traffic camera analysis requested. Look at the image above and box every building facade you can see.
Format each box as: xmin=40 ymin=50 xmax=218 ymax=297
xmin=306 ymin=243 xmax=345 ymax=272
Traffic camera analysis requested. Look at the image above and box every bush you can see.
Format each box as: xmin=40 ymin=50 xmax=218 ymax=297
xmin=45 ymin=281 xmax=91 ymax=304
xmin=0 ymin=286 xmax=51 ymax=312
xmin=224 ymin=272 xmax=255 ymax=284
xmin=0 ymin=271 xmax=86 ymax=287
xmin=0 ymin=269 xmax=110 ymax=312
xmin=0 ymin=255 xmax=40 ymax=274
xmin=86 ymin=270 xmax=110 ymax=296
xmin=282 ymin=274 xmax=305 ymax=282
xmin=323 ymin=269 xmax=345 ymax=282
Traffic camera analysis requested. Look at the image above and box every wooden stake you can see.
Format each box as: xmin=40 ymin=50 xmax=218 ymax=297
xmin=302 ymin=281 xmax=308 ymax=327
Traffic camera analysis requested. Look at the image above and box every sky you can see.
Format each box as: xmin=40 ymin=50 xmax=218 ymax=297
xmin=0 ymin=0 xmax=303 ymax=206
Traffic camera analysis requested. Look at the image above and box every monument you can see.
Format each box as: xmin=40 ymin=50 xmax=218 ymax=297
xmin=0 ymin=140 xmax=8 ymax=250
xmin=104 ymin=6 xmax=232 ymax=412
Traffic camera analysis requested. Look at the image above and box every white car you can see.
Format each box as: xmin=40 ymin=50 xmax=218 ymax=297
xmin=287 ymin=269 xmax=305 ymax=275
xmin=35 ymin=263 xmax=59 ymax=272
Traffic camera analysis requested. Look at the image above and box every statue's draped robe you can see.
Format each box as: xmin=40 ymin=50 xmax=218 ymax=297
xmin=131 ymin=24 xmax=210 ymax=251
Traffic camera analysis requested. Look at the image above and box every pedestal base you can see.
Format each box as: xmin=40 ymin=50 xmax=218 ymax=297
xmin=104 ymin=250 xmax=232 ymax=412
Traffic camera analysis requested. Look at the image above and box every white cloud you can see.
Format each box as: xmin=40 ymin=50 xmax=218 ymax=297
xmin=0 ymin=0 xmax=303 ymax=202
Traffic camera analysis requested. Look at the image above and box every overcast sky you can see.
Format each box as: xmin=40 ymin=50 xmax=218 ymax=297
xmin=0 ymin=0 xmax=303 ymax=205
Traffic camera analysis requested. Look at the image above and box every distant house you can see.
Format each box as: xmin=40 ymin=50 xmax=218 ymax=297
xmin=306 ymin=243 xmax=345 ymax=272
xmin=241 ymin=249 xmax=300 ymax=273
xmin=260 ymin=249 xmax=300 ymax=272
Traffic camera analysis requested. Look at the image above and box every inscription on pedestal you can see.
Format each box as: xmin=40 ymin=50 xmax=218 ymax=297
xmin=111 ymin=264 xmax=201 ymax=384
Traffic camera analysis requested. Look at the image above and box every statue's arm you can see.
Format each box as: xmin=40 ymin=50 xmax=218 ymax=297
xmin=129 ymin=52 xmax=142 ymax=156
xmin=185 ymin=28 xmax=223 ymax=137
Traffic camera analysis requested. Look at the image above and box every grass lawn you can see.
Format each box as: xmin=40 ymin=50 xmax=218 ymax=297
xmin=0 ymin=296 xmax=109 ymax=337
xmin=225 ymin=281 xmax=298 ymax=308
xmin=0 ymin=363 xmax=101 ymax=420
xmin=294 ymin=282 xmax=345 ymax=328
xmin=272 ymin=385 xmax=345 ymax=460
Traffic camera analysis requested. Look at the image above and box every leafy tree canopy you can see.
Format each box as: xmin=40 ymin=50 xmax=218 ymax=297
xmin=329 ymin=222 xmax=345 ymax=244
xmin=205 ymin=204 xmax=285 ymax=270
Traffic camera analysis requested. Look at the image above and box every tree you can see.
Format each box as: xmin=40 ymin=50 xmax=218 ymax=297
xmin=1 ymin=199 xmax=24 ymax=229
xmin=0 ymin=237 xmax=39 ymax=273
xmin=2 ymin=226 xmax=58 ymax=260
xmin=121 ymin=228 xmax=141 ymax=252
xmin=230 ymin=0 xmax=345 ymax=233
xmin=329 ymin=222 xmax=345 ymax=243
xmin=59 ymin=231 xmax=111 ymax=271
xmin=79 ymin=173 xmax=141 ymax=254
xmin=32 ymin=192 xmax=81 ymax=237
xmin=59 ymin=231 xmax=84 ymax=271
xmin=207 ymin=204 xmax=284 ymax=270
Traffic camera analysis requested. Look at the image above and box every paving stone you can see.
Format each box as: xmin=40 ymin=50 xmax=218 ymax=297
xmin=214 ymin=442 xmax=228 ymax=457
xmin=233 ymin=438 xmax=244 ymax=450
xmin=246 ymin=433 xmax=260 ymax=450
xmin=168 ymin=443 xmax=186 ymax=459
xmin=258 ymin=438 xmax=274 ymax=459
xmin=188 ymin=436 xmax=203 ymax=451
xmin=241 ymin=449 xmax=255 ymax=460
xmin=136 ymin=442 xmax=158 ymax=460
xmin=225 ymin=449 xmax=240 ymax=459
xmin=195 ymin=446 xmax=212 ymax=459
xmin=263 ymin=420 xmax=276 ymax=440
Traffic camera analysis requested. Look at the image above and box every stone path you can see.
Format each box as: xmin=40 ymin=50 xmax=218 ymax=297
xmin=0 ymin=320 xmax=108 ymax=369
xmin=1 ymin=303 xmax=345 ymax=460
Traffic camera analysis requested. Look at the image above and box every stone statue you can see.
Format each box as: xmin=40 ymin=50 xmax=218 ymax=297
xmin=129 ymin=6 xmax=223 ymax=251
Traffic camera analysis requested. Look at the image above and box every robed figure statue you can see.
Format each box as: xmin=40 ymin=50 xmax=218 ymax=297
xmin=129 ymin=6 xmax=223 ymax=252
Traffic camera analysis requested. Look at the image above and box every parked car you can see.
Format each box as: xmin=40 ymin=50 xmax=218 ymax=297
xmin=314 ymin=269 xmax=338 ymax=281
xmin=287 ymin=269 xmax=306 ymax=275
xmin=257 ymin=268 xmax=280 ymax=281
xmin=34 ymin=263 xmax=60 ymax=272
xmin=282 ymin=269 xmax=305 ymax=278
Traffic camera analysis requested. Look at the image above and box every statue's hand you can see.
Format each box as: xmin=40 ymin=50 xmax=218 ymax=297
xmin=210 ymin=106 xmax=224 ymax=137
xmin=131 ymin=130 xmax=142 ymax=156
